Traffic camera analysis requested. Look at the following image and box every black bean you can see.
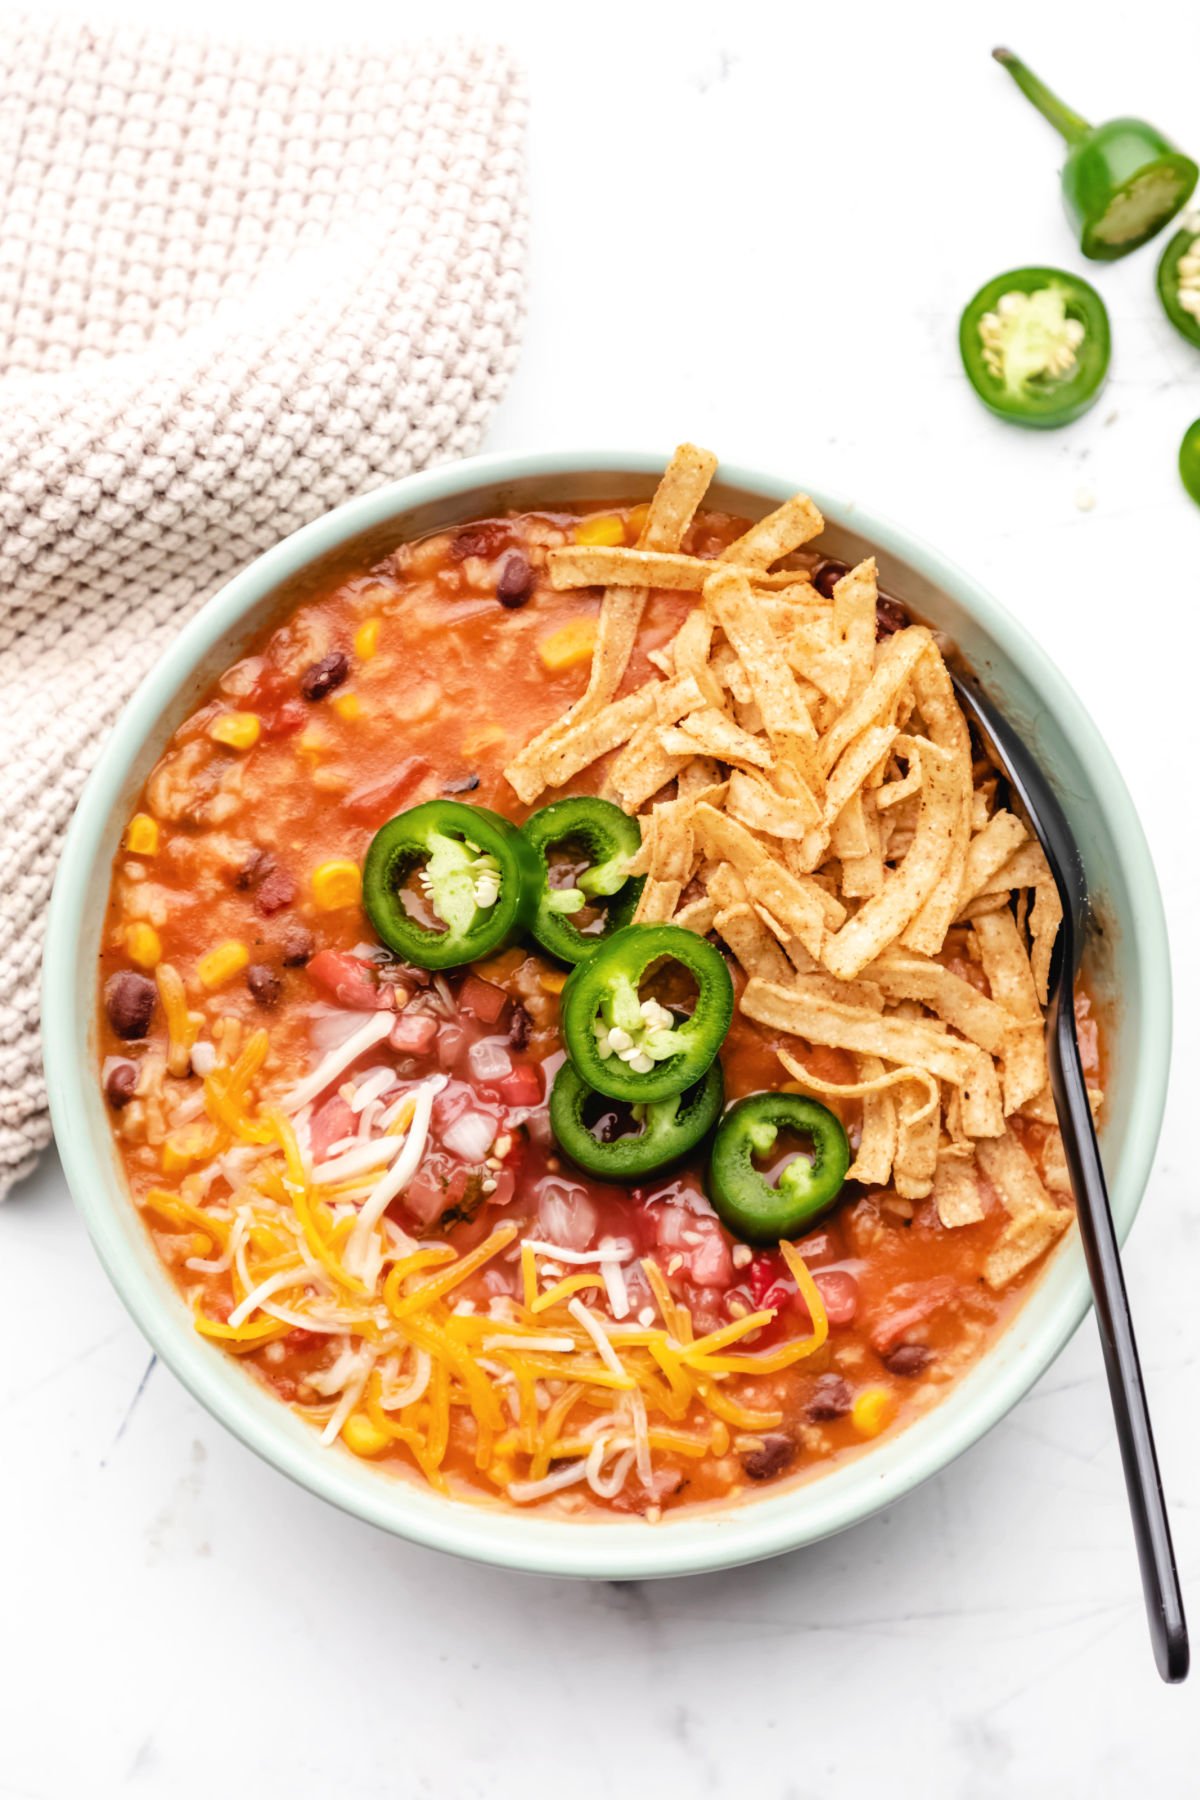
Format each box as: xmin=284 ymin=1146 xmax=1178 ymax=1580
xmin=247 ymin=964 xmax=282 ymax=1008
xmin=234 ymin=847 xmax=275 ymax=889
xmin=508 ymin=1002 xmax=532 ymax=1050
xmin=813 ymin=559 xmax=847 ymax=599
xmin=496 ymin=550 xmax=534 ymax=607
xmin=883 ymin=1343 xmax=932 ymax=1377
xmin=255 ymin=868 xmax=297 ymax=916
xmin=806 ymin=1373 xmax=853 ymax=1421
xmin=280 ymin=925 xmax=314 ymax=967
xmin=104 ymin=1060 xmax=139 ymax=1109
xmin=104 ymin=971 xmax=157 ymax=1040
xmin=300 ymin=651 xmax=349 ymax=702
xmin=875 ymin=596 xmax=910 ymax=639
xmin=740 ymin=1434 xmax=796 ymax=1481
xmin=442 ymin=772 xmax=481 ymax=794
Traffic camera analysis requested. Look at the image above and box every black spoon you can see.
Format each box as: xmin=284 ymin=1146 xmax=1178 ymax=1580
xmin=949 ymin=662 xmax=1188 ymax=1684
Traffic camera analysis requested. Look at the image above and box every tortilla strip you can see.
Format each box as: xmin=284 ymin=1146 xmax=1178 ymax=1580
xmin=972 ymin=909 xmax=1048 ymax=1114
xmin=660 ymin=706 xmax=774 ymax=772
xmin=963 ymin=840 xmax=1053 ymax=908
xmin=547 ymin=546 xmax=810 ymax=594
xmin=671 ymin=606 xmax=724 ymax=710
xmin=634 ymin=878 xmax=683 ymax=924
xmin=822 ymin=741 xmax=958 ymax=981
xmin=957 ymin=810 xmax=1029 ymax=911
xmin=717 ymin=493 xmax=824 ymax=568
xmin=639 ymin=442 xmax=718 ymax=551
xmin=744 ymin=863 xmax=828 ymax=962
xmin=932 ymin=1150 xmax=987 ymax=1227
xmin=824 ymin=725 xmax=899 ymax=829
xmin=775 ymin=1046 xmax=925 ymax=1188
xmin=726 ymin=768 xmax=821 ymax=839
xmin=1029 ymin=879 xmax=1063 ymax=1007
xmin=671 ymin=893 xmax=719 ymax=936
xmin=768 ymin=967 xmax=885 ymax=1012
xmin=703 ymin=567 xmax=822 ymax=784
xmin=866 ymin=947 xmax=1016 ymax=1056
xmin=836 ymin=790 xmax=885 ymax=899
xmin=741 ymin=977 xmax=984 ymax=1087
xmin=507 ymin=671 xmax=704 ymax=804
xmin=714 ymin=902 xmax=793 ymax=983
xmin=894 ymin=1078 xmax=940 ymax=1199
xmin=900 ymin=646 xmax=973 ymax=955
xmin=676 ymin=756 xmax=723 ymax=801
xmin=816 ymin=626 xmax=932 ymax=776
xmin=831 ymin=559 xmax=879 ymax=702
xmin=829 ymin=786 xmax=869 ymax=860
xmin=605 ymin=722 xmax=691 ymax=810
xmin=705 ymin=857 xmax=748 ymax=910
xmin=875 ymin=735 xmax=924 ymax=811
xmin=976 ymin=1129 xmax=1071 ymax=1288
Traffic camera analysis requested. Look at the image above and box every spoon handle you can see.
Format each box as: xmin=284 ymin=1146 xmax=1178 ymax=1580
xmin=1050 ymin=995 xmax=1189 ymax=1682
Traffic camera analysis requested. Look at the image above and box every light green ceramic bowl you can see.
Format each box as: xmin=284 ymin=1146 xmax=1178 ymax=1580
xmin=42 ymin=451 xmax=1171 ymax=1579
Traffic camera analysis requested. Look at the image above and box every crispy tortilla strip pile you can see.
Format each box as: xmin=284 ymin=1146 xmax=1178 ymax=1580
xmin=505 ymin=447 xmax=1079 ymax=1290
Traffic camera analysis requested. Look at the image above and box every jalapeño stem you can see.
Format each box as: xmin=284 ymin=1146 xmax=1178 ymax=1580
xmin=992 ymin=47 xmax=1089 ymax=145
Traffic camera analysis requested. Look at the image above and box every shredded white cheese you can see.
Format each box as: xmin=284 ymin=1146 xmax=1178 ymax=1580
xmin=284 ymin=1011 xmax=394 ymax=1112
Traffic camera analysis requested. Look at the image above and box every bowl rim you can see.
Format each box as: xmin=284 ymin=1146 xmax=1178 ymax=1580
xmin=42 ymin=447 xmax=1172 ymax=1580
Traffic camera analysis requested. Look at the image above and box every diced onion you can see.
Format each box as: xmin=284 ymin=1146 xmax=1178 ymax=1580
xmin=442 ymin=1110 xmax=497 ymax=1163
xmin=468 ymin=1036 xmax=514 ymax=1083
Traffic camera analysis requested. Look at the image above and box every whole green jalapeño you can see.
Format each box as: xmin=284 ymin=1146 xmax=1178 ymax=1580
xmin=994 ymin=48 xmax=1197 ymax=261
xmin=709 ymin=1093 xmax=850 ymax=1244
xmin=362 ymin=799 xmax=539 ymax=969
xmin=560 ymin=923 xmax=733 ymax=1105
xmin=1180 ymin=418 xmax=1200 ymax=509
xmin=959 ymin=267 xmax=1110 ymax=428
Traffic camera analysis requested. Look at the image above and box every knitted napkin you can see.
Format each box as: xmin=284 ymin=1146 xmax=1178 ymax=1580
xmin=0 ymin=19 xmax=528 ymax=1198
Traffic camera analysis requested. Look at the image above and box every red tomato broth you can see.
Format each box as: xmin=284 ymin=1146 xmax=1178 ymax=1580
xmin=98 ymin=500 xmax=1101 ymax=1518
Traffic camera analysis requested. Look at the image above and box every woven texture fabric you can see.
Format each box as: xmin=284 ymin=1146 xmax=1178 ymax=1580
xmin=0 ymin=19 xmax=528 ymax=1197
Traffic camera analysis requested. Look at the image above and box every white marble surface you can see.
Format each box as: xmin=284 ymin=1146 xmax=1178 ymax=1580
xmin=4 ymin=2 xmax=1199 ymax=1792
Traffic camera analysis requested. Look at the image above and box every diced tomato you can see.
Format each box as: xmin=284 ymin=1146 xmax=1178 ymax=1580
xmin=460 ymin=973 xmax=509 ymax=1024
xmin=390 ymin=1012 xmax=438 ymax=1055
xmin=748 ymin=1253 xmax=784 ymax=1307
xmin=346 ymin=756 xmax=430 ymax=823
xmin=760 ymin=1282 xmax=792 ymax=1313
xmin=488 ymin=1167 xmax=516 ymax=1207
xmin=261 ymin=699 xmax=307 ymax=737
xmin=812 ymin=1268 xmax=860 ymax=1327
xmin=404 ymin=1162 xmax=449 ymax=1228
xmin=498 ymin=1063 xmax=542 ymax=1108
xmin=309 ymin=1093 xmax=357 ymax=1159
xmin=306 ymin=950 xmax=384 ymax=1010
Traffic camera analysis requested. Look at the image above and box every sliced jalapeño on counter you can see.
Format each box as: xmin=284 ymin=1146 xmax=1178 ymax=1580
xmin=959 ymin=267 xmax=1110 ymax=428
xmin=709 ymin=1093 xmax=850 ymax=1244
xmin=560 ymin=922 xmax=734 ymax=1104
xmin=363 ymin=799 xmax=539 ymax=969
xmin=993 ymin=48 xmax=1198 ymax=261
xmin=1157 ymin=220 xmax=1200 ymax=348
xmin=549 ymin=1060 xmax=724 ymax=1180
xmin=1180 ymin=419 xmax=1200 ymax=508
xmin=519 ymin=795 xmax=645 ymax=963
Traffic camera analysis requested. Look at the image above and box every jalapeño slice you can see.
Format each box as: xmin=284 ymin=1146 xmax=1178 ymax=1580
xmin=1158 ymin=223 xmax=1200 ymax=349
xmin=520 ymin=796 xmax=644 ymax=963
xmin=362 ymin=799 xmax=538 ymax=970
xmin=549 ymin=1060 xmax=724 ymax=1181
xmin=959 ymin=267 xmax=1111 ymax=428
xmin=1181 ymin=418 xmax=1200 ymax=508
xmin=560 ymin=923 xmax=733 ymax=1105
xmin=709 ymin=1093 xmax=850 ymax=1244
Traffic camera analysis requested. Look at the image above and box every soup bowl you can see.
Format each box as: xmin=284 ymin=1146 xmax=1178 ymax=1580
xmin=42 ymin=449 xmax=1171 ymax=1579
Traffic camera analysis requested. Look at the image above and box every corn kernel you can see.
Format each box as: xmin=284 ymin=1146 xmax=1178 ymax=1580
xmin=574 ymin=512 xmax=626 ymax=547
xmin=850 ymin=1385 xmax=896 ymax=1438
xmin=626 ymin=502 xmax=651 ymax=542
xmin=539 ymin=967 xmax=568 ymax=994
xmin=489 ymin=1458 xmax=517 ymax=1489
xmin=709 ymin=1419 xmax=731 ymax=1456
xmin=126 ymin=814 xmax=159 ymax=856
xmin=210 ymin=711 xmax=261 ymax=750
xmin=354 ymin=616 xmax=381 ymax=660
xmin=161 ymin=1123 xmax=213 ymax=1175
xmin=341 ymin=1411 xmax=391 ymax=1457
xmin=197 ymin=940 xmax=250 ymax=989
xmin=538 ymin=617 xmax=599 ymax=672
xmin=332 ymin=692 xmax=362 ymax=722
xmin=125 ymin=922 xmax=162 ymax=969
xmin=461 ymin=724 xmax=508 ymax=756
xmin=312 ymin=859 xmax=362 ymax=911
xmin=296 ymin=725 xmax=328 ymax=759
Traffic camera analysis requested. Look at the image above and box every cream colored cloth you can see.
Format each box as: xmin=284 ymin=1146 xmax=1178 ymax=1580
xmin=0 ymin=18 xmax=528 ymax=1196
